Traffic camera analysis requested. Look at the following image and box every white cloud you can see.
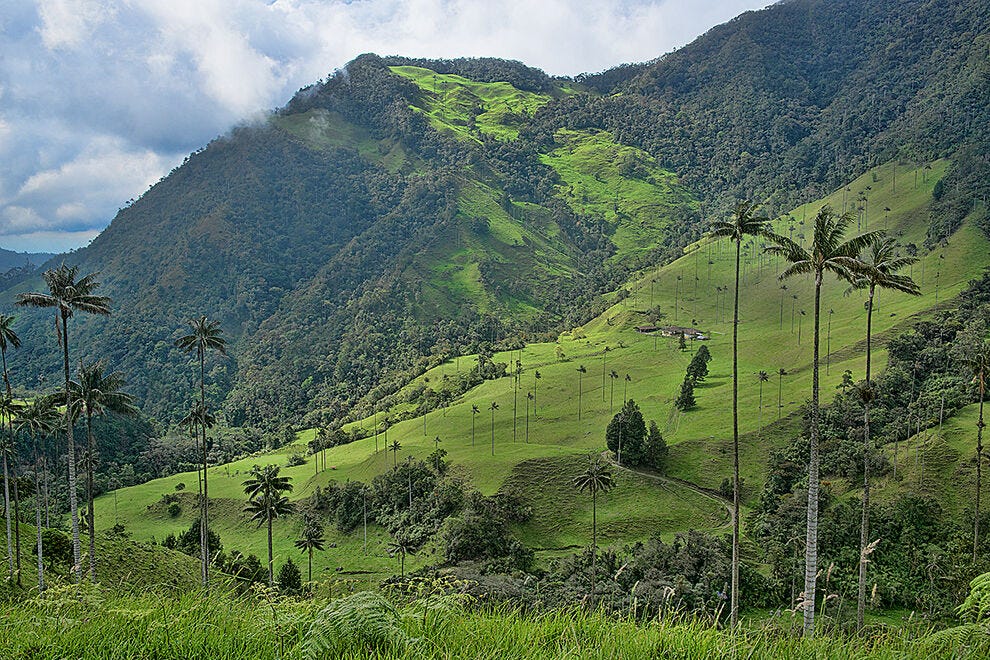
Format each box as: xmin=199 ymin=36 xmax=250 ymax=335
xmin=0 ymin=0 xmax=770 ymax=253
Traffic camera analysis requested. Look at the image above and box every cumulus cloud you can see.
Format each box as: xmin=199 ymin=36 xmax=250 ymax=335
xmin=0 ymin=0 xmax=769 ymax=253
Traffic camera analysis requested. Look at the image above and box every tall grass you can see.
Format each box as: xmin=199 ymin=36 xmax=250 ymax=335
xmin=2 ymin=585 xmax=987 ymax=659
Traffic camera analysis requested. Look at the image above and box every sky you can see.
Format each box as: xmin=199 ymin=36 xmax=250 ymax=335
xmin=0 ymin=0 xmax=770 ymax=254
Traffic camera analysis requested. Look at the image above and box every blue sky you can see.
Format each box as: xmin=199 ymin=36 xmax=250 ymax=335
xmin=0 ymin=0 xmax=770 ymax=254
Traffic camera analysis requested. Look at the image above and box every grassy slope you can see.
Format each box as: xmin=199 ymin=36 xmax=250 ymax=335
xmin=94 ymin=159 xmax=990 ymax=584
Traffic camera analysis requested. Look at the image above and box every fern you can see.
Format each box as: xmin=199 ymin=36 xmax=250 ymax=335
xmin=959 ymin=572 xmax=990 ymax=623
xmin=302 ymin=591 xmax=411 ymax=658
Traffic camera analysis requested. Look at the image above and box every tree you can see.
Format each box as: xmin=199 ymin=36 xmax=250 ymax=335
xmin=609 ymin=370 xmax=619 ymax=412
xmin=0 ymin=314 xmax=21 ymax=581
xmin=533 ymin=370 xmax=541 ymax=417
xmin=470 ymin=404 xmax=480 ymax=446
xmin=757 ymin=371 xmax=770 ymax=439
xmin=576 ymin=365 xmax=587 ymax=421
xmin=525 ymin=392 xmax=533 ymax=443
xmin=847 ymin=236 xmax=919 ymax=629
xmin=572 ymin=455 xmax=615 ymax=606
xmin=0 ymin=394 xmax=22 ymax=581
xmin=69 ymin=361 xmax=138 ymax=580
xmin=960 ymin=339 xmax=990 ymax=564
xmin=389 ymin=440 xmax=401 ymax=467
xmin=687 ymin=347 xmax=712 ymax=383
xmin=489 ymin=401 xmax=499 ymax=456
xmin=644 ymin=421 xmax=669 ymax=472
xmin=709 ymin=200 xmax=783 ymax=626
xmin=243 ymin=464 xmax=295 ymax=586
xmin=16 ymin=263 xmax=111 ymax=582
xmin=277 ymin=557 xmax=302 ymax=595
xmin=771 ymin=206 xmax=877 ymax=635
xmin=176 ymin=315 xmax=226 ymax=588
xmin=15 ymin=396 xmax=59 ymax=592
xmin=675 ymin=377 xmax=696 ymax=411
xmin=777 ymin=368 xmax=787 ymax=419
xmin=294 ymin=515 xmax=326 ymax=594
xmin=388 ymin=535 xmax=416 ymax=576
xmin=605 ymin=399 xmax=646 ymax=466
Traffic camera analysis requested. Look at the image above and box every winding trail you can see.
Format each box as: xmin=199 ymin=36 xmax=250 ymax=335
xmin=603 ymin=452 xmax=733 ymax=530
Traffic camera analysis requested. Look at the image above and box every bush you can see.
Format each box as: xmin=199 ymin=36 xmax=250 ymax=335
xmin=287 ymin=453 xmax=307 ymax=467
xmin=167 ymin=502 xmax=182 ymax=517
xmin=278 ymin=558 xmax=303 ymax=595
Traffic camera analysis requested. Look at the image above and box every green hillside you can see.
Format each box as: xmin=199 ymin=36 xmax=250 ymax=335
xmin=94 ymin=158 xmax=990 ymax=590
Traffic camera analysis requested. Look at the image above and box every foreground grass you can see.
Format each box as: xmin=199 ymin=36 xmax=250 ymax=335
xmin=1 ymin=585 xmax=986 ymax=659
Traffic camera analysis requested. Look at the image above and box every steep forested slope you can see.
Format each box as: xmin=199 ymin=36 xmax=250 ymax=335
xmin=1 ymin=0 xmax=987 ymax=428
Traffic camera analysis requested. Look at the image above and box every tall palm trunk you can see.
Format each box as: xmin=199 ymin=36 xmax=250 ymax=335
xmin=590 ymin=486 xmax=597 ymax=606
xmin=731 ymin=238 xmax=741 ymax=626
xmin=59 ymin=313 xmax=82 ymax=580
xmin=267 ymin=515 xmax=274 ymax=586
xmin=200 ymin=348 xmax=209 ymax=588
xmin=976 ymin=368 xmax=985 ymax=563
xmin=1 ymin=349 xmax=12 ymax=579
xmin=857 ymin=285 xmax=875 ymax=629
xmin=3 ymin=436 xmax=12 ymax=579
xmin=33 ymin=434 xmax=44 ymax=592
xmin=85 ymin=410 xmax=97 ymax=580
xmin=803 ymin=275 xmax=823 ymax=635
xmin=12 ymin=469 xmax=21 ymax=584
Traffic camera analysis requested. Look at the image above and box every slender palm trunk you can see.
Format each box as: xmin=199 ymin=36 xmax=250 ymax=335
xmin=857 ymin=286 xmax=875 ymax=629
xmin=1 ymin=352 xmax=11 ymax=580
xmin=3 ymin=444 xmax=12 ymax=579
xmin=590 ymin=486 xmax=597 ymax=607
xmin=803 ymin=275 xmax=823 ymax=636
xmin=200 ymin=349 xmax=209 ymax=588
xmin=975 ymin=371 xmax=985 ymax=563
xmin=33 ymin=434 xmax=44 ymax=592
xmin=308 ymin=547 xmax=313 ymax=592
xmin=730 ymin=238 xmax=742 ymax=626
xmin=60 ymin=314 xmax=82 ymax=580
xmin=267 ymin=516 xmax=274 ymax=586
xmin=86 ymin=411 xmax=97 ymax=580
xmin=12 ymin=467 xmax=21 ymax=584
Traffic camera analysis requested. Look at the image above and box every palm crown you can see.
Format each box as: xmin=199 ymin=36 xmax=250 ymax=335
xmin=15 ymin=263 xmax=111 ymax=320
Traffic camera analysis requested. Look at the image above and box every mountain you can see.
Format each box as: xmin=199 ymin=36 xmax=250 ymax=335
xmin=0 ymin=247 xmax=54 ymax=271
xmin=1 ymin=0 xmax=988 ymax=429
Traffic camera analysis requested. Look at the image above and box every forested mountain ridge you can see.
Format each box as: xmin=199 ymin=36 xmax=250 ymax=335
xmin=1 ymin=0 xmax=988 ymax=429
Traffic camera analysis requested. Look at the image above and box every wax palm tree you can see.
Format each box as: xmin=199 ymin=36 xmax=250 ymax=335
xmin=576 ymin=365 xmax=587 ymax=421
xmin=389 ymin=440 xmax=401 ymax=467
xmin=243 ymin=464 xmax=294 ymax=585
xmin=0 ymin=315 xmax=21 ymax=581
xmin=961 ymin=339 xmax=990 ymax=563
xmin=609 ymin=370 xmax=619 ymax=412
xmin=489 ymin=401 xmax=499 ymax=456
xmin=847 ymin=236 xmax=919 ymax=629
xmin=68 ymin=361 xmax=138 ymax=580
xmin=0 ymin=394 xmax=22 ymax=580
xmin=572 ymin=455 xmax=615 ymax=606
xmin=294 ymin=515 xmax=326 ymax=594
xmin=15 ymin=396 xmax=59 ymax=592
xmin=16 ymin=264 xmax=111 ymax=581
xmin=771 ymin=206 xmax=878 ymax=635
xmin=757 ymin=371 xmax=770 ymax=439
xmin=175 ymin=316 xmax=226 ymax=588
xmin=0 ymin=314 xmax=20 ymax=396
xmin=709 ymin=200 xmax=784 ymax=626
xmin=388 ymin=535 xmax=416 ymax=576
xmin=525 ymin=392 xmax=533 ymax=443
xmin=533 ymin=371 xmax=541 ymax=417
xmin=777 ymin=368 xmax=787 ymax=419
xmin=471 ymin=405 xmax=479 ymax=446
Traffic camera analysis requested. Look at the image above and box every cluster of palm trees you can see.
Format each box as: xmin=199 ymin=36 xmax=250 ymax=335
xmin=712 ymin=202 xmax=923 ymax=635
xmin=0 ymin=263 xmax=228 ymax=593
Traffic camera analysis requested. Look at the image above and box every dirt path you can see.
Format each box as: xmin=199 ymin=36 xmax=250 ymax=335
xmin=603 ymin=452 xmax=733 ymax=529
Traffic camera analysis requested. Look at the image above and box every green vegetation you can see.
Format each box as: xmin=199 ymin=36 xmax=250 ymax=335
xmin=1 ymin=584 xmax=988 ymax=659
